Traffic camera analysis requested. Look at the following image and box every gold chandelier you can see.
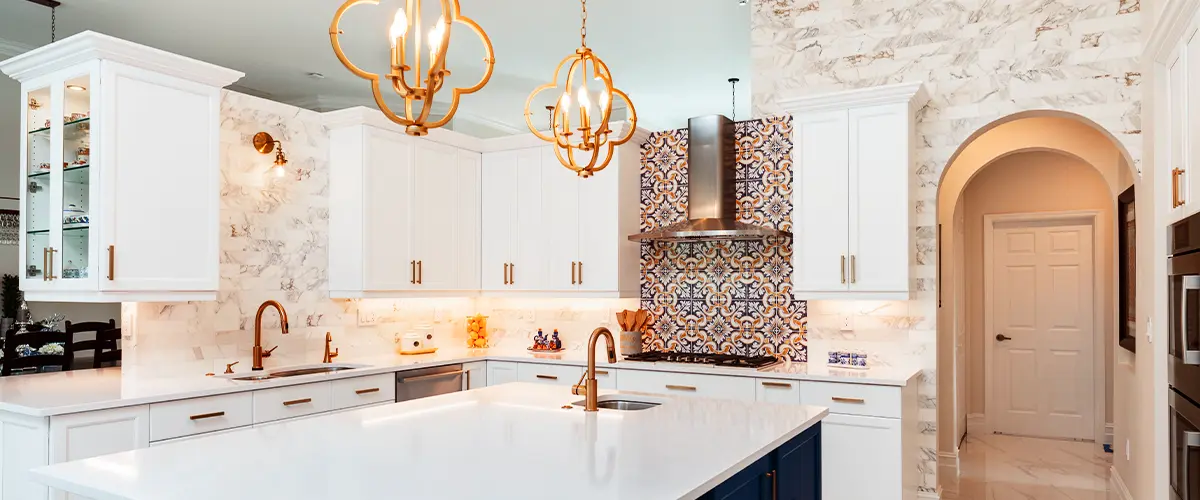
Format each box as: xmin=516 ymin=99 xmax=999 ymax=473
xmin=524 ymin=0 xmax=637 ymax=178
xmin=329 ymin=0 xmax=495 ymax=136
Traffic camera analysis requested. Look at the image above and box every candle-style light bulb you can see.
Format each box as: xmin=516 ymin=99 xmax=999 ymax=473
xmin=577 ymin=86 xmax=591 ymax=129
xmin=428 ymin=17 xmax=446 ymax=60
xmin=389 ymin=9 xmax=408 ymax=47
xmin=560 ymin=92 xmax=571 ymax=134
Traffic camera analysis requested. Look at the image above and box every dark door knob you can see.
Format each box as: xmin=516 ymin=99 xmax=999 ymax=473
xmin=996 ymin=334 xmax=1012 ymax=341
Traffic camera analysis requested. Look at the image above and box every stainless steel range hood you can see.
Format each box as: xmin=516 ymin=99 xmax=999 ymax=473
xmin=629 ymin=115 xmax=793 ymax=242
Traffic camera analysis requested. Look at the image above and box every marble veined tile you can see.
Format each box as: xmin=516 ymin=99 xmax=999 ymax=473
xmin=947 ymin=434 xmax=1112 ymax=500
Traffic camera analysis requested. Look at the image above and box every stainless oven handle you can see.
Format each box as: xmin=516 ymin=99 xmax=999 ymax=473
xmin=1185 ymin=277 xmax=1200 ymax=365
xmin=399 ymin=370 xmax=466 ymax=383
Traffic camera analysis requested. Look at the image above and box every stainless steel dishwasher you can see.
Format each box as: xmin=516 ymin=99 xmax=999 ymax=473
xmin=395 ymin=364 xmax=465 ymax=402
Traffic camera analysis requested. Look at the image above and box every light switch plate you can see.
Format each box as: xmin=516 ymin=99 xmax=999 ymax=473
xmin=839 ymin=314 xmax=853 ymax=332
xmin=357 ymin=309 xmax=379 ymax=326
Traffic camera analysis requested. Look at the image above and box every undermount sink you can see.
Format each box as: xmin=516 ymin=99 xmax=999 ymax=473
xmin=572 ymin=395 xmax=662 ymax=411
xmin=222 ymin=363 xmax=368 ymax=381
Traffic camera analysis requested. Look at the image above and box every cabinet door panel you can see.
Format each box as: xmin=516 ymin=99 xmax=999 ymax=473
xmin=849 ymin=104 xmax=909 ymax=294
xmin=413 ymin=141 xmax=459 ymax=290
xmin=362 ymin=127 xmax=415 ymax=291
xmin=481 ymin=151 xmax=517 ymax=291
xmin=1170 ymin=46 xmax=1187 ymax=212
xmin=821 ymin=413 xmax=902 ymax=500
xmin=793 ymin=111 xmax=850 ymax=294
xmin=513 ymin=148 xmax=547 ymax=290
xmin=541 ymin=147 xmax=581 ymax=290
xmin=101 ymin=62 xmax=218 ymax=292
xmin=707 ymin=453 xmax=769 ymax=500
xmin=50 ymin=405 xmax=150 ymax=499
xmin=455 ymin=150 xmax=482 ymax=290
xmin=486 ymin=361 xmax=519 ymax=386
xmin=577 ymin=159 xmax=620 ymax=292
xmin=1188 ymin=29 xmax=1200 ymax=210
xmin=775 ymin=424 xmax=821 ymax=500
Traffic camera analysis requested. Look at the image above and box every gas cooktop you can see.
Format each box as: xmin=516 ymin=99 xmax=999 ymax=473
xmin=623 ymin=351 xmax=782 ymax=369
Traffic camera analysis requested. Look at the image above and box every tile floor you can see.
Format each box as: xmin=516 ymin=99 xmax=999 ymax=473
xmin=944 ymin=434 xmax=1115 ymax=500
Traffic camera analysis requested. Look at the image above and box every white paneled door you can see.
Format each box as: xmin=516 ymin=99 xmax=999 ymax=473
xmin=987 ymin=218 xmax=1095 ymax=440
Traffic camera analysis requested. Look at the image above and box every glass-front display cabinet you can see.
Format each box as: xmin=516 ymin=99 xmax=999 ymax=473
xmin=2 ymin=31 xmax=242 ymax=302
xmin=21 ymin=68 xmax=98 ymax=293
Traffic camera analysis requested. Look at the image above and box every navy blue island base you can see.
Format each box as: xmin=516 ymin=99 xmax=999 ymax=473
xmin=701 ymin=423 xmax=821 ymax=500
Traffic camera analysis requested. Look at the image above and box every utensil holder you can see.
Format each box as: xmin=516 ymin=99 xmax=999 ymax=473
xmin=620 ymin=330 xmax=643 ymax=357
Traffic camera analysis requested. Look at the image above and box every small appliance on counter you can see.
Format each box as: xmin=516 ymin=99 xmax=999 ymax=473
xmin=396 ymin=323 xmax=437 ymax=355
xmin=623 ymin=351 xmax=781 ymax=370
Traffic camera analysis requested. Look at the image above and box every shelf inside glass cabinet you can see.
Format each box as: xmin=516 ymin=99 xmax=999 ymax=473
xmin=27 ymin=117 xmax=90 ymax=137
xmin=28 ymin=164 xmax=89 ymax=179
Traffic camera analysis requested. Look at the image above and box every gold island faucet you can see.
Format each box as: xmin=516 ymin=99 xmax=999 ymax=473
xmin=572 ymin=327 xmax=617 ymax=412
xmin=253 ymin=300 xmax=289 ymax=371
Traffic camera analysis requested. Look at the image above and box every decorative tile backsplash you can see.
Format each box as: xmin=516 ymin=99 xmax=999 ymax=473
xmin=638 ymin=117 xmax=807 ymax=361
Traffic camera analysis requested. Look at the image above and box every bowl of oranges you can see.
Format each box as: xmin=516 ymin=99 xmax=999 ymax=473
xmin=466 ymin=314 xmax=489 ymax=348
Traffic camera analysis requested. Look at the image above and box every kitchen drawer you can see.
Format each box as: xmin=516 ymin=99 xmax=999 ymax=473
xmin=517 ymin=363 xmax=583 ymax=386
xmin=754 ymin=378 xmax=801 ymax=404
xmin=592 ymin=367 xmax=618 ymax=390
xmin=149 ymin=426 xmax=245 ymax=447
xmin=331 ymin=374 xmax=396 ymax=410
xmin=799 ymin=381 xmax=901 ymax=418
xmin=253 ymin=381 xmax=333 ymax=424
xmin=149 ymin=392 xmax=253 ymax=442
xmin=616 ymin=370 xmax=755 ymax=402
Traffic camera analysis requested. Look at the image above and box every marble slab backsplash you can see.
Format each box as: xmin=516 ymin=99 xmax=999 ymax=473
xmin=123 ymin=91 xmax=638 ymax=373
xmin=750 ymin=0 xmax=1143 ymax=493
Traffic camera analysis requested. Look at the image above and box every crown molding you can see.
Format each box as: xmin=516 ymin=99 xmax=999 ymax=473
xmin=321 ymin=106 xmax=485 ymax=152
xmin=1145 ymin=0 xmax=1199 ymax=63
xmin=0 ymin=31 xmax=243 ymax=87
xmin=777 ymin=81 xmax=928 ymax=114
xmin=0 ymin=37 xmax=35 ymax=60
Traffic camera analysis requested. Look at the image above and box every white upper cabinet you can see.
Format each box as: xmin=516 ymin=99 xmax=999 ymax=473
xmin=326 ymin=108 xmax=482 ymax=298
xmin=1158 ymin=3 xmax=1200 ymax=221
xmin=480 ymin=126 xmax=645 ymax=297
xmin=0 ymin=31 xmax=242 ymax=302
xmin=782 ymin=82 xmax=926 ymax=300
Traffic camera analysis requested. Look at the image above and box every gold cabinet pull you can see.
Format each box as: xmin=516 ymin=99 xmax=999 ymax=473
xmin=509 ymin=263 xmax=514 ymax=285
xmin=355 ymin=388 xmax=380 ymax=395
xmin=840 ymin=255 xmax=846 ymax=284
xmin=760 ymin=381 xmax=792 ymax=389
xmin=503 ymin=263 xmax=509 ymax=285
xmin=767 ymin=469 xmax=777 ymax=500
xmin=282 ymin=398 xmax=312 ymax=406
xmin=42 ymin=248 xmax=48 ymax=281
xmin=417 ymin=260 xmax=423 ymax=284
xmin=47 ymin=248 xmax=56 ymax=280
xmin=410 ymin=260 xmax=416 ymax=284
xmin=577 ymin=261 xmax=583 ymax=284
xmin=107 ymin=245 xmax=115 ymax=281
xmin=665 ymin=384 xmax=697 ymax=392
xmin=595 ymin=370 xmax=609 ymax=376
xmin=535 ymin=374 xmax=558 ymax=380
xmin=1175 ymin=168 xmax=1186 ymax=208
xmin=850 ymin=255 xmax=857 ymax=284
xmin=189 ymin=411 xmax=225 ymax=421
xmin=831 ymin=396 xmax=866 ymax=404
xmin=571 ymin=261 xmax=577 ymax=285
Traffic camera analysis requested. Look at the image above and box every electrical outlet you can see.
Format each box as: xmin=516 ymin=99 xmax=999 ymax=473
xmin=357 ymin=309 xmax=379 ymax=326
xmin=839 ymin=314 xmax=853 ymax=332
xmin=1147 ymin=317 xmax=1153 ymax=344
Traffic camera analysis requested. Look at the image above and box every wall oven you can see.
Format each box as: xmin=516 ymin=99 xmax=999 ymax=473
xmin=1169 ymin=213 xmax=1200 ymax=499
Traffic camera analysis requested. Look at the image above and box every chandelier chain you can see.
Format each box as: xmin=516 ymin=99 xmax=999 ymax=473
xmin=580 ymin=0 xmax=587 ymax=47
xmin=50 ymin=6 xmax=56 ymax=43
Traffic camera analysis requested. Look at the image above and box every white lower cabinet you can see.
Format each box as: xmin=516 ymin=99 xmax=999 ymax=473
xmin=516 ymin=363 xmax=584 ymax=386
xmin=49 ymin=406 xmax=150 ymax=500
xmin=616 ymin=369 xmax=756 ymax=402
xmin=463 ymin=362 xmax=487 ymax=389
xmin=148 ymin=392 xmax=253 ymax=442
xmin=821 ymin=413 xmax=903 ymax=500
xmin=754 ymin=378 xmax=801 ymax=404
xmin=252 ymin=381 xmax=333 ymax=424
xmin=486 ymin=361 xmax=519 ymax=386
xmin=331 ymin=374 xmax=395 ymax=410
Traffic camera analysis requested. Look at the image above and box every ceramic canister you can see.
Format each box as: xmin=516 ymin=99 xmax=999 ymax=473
xmin=619 ymin=330 xmax=643 ymax=357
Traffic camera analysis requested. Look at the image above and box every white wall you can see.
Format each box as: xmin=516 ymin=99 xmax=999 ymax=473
xmin=960 ymin=151 xmax=1116 ymax=426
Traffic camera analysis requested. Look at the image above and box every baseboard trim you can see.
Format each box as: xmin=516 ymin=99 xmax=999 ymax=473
xmin=1104 ymin=423 xmax=1114 ymax=445
xmin=1109 ymin=466 xmax=1133 ymax=500
xmin=917 ymin=488 xmax=941 ymax=500
xmin=966 ymin=413 xmax=986 ymax=435
xmin=937 ymin=451 xmax=959 ymax=495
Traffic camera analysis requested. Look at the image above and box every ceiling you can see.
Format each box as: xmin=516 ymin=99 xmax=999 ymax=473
xmin=0 ymin=0 xmax=751 ymax=136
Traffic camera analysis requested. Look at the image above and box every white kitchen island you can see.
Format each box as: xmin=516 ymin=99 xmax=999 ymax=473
xmin=30 ymin=383 xmax=826 ymax=500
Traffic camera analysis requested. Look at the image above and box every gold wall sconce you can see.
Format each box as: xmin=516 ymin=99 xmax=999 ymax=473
xmin=253 ymin=132 xmax=288 ymax=178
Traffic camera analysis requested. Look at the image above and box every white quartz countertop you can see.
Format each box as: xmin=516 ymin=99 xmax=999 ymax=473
xmin=0 ymin=347 xmax=919 ymax=417
xmin=31 ymin=383 xmax=828 ymax=500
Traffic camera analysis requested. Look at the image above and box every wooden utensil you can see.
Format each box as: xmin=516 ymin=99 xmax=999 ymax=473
xmin=634 ymin=310 xmax=649 ymax=331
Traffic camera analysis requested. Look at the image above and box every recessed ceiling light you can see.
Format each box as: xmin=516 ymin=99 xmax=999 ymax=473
xmin=66 ymin=84 xmax=86 ymax=92
xmin=307 ymin=72 xmax=325 ymax=80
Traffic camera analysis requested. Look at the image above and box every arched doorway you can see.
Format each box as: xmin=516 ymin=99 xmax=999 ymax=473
xmin=935 ymin=111 xmax=1139 ymax=497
